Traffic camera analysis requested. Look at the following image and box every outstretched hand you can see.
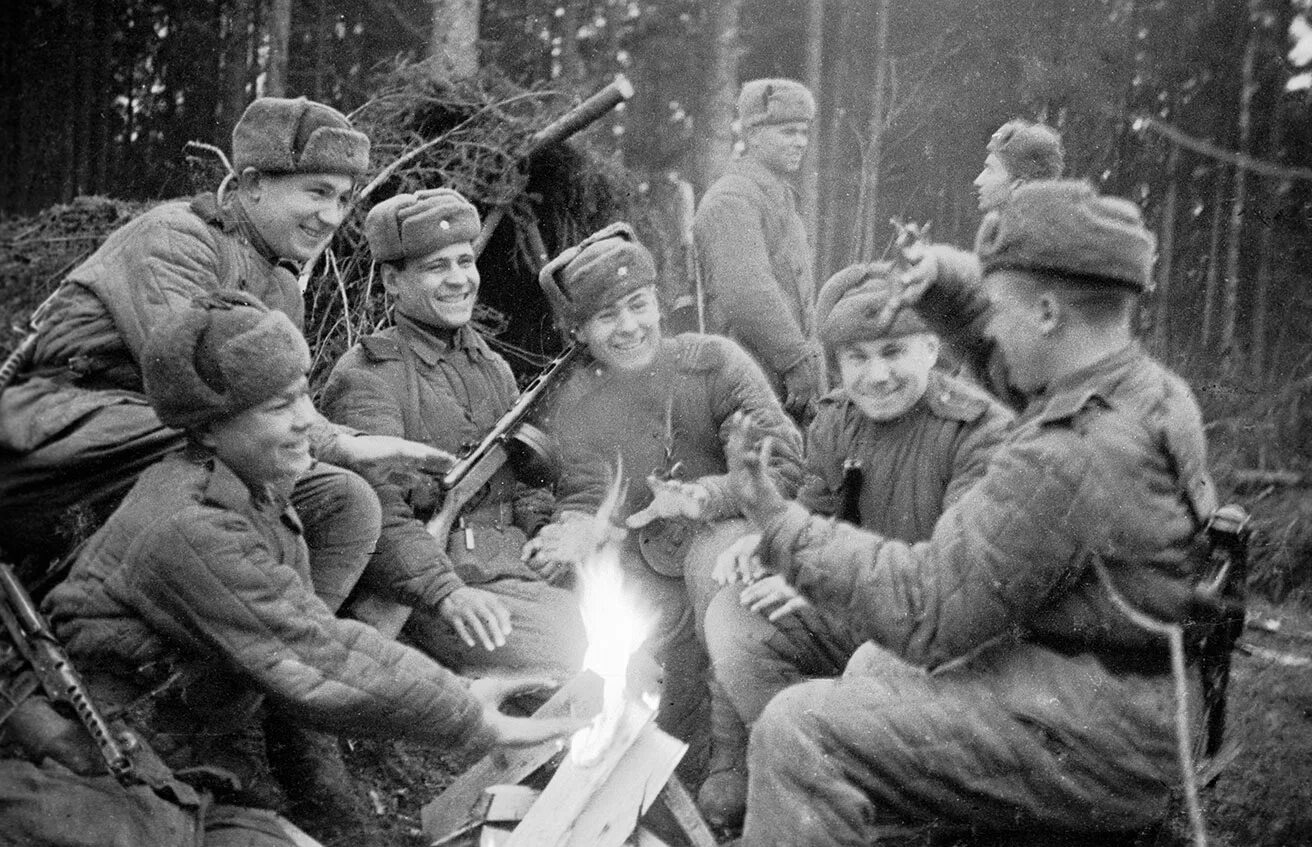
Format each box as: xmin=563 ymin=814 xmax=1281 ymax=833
xmin=712 ymin=532 xmax=764 ymax=586
xmin=338 ymin=433 xmax=457 ymax=476
xmin=521 ymin=512 xmax=624 ymax=583
xmin=725 ymin=413 xmax=788 ymax=529
xmin=625 ymin=476 xmax=709 ymax=528
xmin=468 ymin=676 xmax=585 ymax=748
xmin=438 ymin=586 xmax=512 ymax=651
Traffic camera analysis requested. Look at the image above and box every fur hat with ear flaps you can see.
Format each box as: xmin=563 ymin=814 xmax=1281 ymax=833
xmin=143 ymin=292 xmax=311 ymax=431
xmin=986 ymin=119 xmax=1064 ymax=182
xmin=975 ymin=179 xmax=1157 ymax=292
xmin=817 ymin=262 xmax=931 ymax=352
xmin=232 ymin=96 xmax=370 ymax=177
xmin=538 ymin=222 xmax=658 ymax=337
xmin=737 ymin=79 xmax=815 ymax=131
xmin=364 ymin=188 xmax=482 ymax=263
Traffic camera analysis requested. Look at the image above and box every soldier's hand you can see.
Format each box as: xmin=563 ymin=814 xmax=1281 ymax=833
xmin=438 ymin=586 xmax=512 ymax=651
xmin=522 ymin=512 xmax=620 ymax=583
xmin=625 ymin=476 xmax=709 ymax=528
xmin=337 ymin=433 xmax=457 ymax=476
xmin=782 ymin=350 xmax=825 ymax=420
xmin=726 ymin=415 xmax=788 ymax=529
xmin=740 ymin=574 xmax=810 ymax=622
xmin=713 ymin=532 xmax=764 ymax=586
xmin=468 ymin=676 xmax=585 ymax=748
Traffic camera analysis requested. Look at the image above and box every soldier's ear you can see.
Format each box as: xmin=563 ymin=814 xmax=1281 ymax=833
xmin=378 ymin=261 xmax=402 ymax=296
xmin=236 ymin=167 xmax=264 ymax=200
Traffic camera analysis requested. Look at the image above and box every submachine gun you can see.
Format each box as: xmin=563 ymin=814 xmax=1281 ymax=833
xmin=1 ymin=563 xmax=137 ymax=782
xmin=351 ymin=76 xmax=633 ymax=639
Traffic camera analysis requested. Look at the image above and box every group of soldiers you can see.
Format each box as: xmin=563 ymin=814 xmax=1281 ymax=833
xmin=0 ymin=75 xmax=1227 ymax=847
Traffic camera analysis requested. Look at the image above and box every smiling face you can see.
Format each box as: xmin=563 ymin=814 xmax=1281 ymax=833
xmin=836 ymin=333 xmax=940 ymax=422
xmin=241 ymin=171 xmax=354 ymax=262
xmin=383 ymin=242 xmax=480 ymax=330
xmin=579 ymin=286 xmax=662 ymax=371
xmin=200 ymin=377 xmax=315 ymax=493
xmin=974 ymin=152 xmax=1018 ymax=213
xmin=746 ymin=121 xmax=810 ymax=175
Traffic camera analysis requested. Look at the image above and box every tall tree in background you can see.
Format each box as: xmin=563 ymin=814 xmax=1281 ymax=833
xmin=697 ymin=0 xmax=742 ymax=188
xmin=430 ymin=0 xmax=481 ymax=78
xmin=265 ymin=0 xmax=293 ymax=97
xmin=801 ymin=0 xmax=825 ymax=237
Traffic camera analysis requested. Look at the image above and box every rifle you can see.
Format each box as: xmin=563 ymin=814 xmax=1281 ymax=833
xmin=352 ymin=343 xmax=583 ymax=638
xmin=669 ymin=175 xmax=705 ymax=333
xmin=0 ymin=563 xmax=137 ymax=782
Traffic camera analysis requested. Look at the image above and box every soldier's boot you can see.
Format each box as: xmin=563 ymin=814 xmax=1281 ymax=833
xmin=695 ymin=690 xmax=749 ymax=829
xmin=264 ymin=714 xmax=381 ymax=846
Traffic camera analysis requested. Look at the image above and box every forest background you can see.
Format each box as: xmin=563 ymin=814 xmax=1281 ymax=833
xmin=4 ymin=0 xmax=1312 ymax=600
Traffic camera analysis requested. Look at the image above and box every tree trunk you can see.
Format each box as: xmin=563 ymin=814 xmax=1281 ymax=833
xmin=1221 ymin=5 xmax=1259 ymax=364
xmin=556 ymin=3 xmax=582 ymax=82
xmin=1250 ymin=113 xmax=1284 ymax=384
xmin=428 ymin=0 xmax=481 ymax=80
xmin=819 ymin=0 xmax=857 ymax=279
xmin=1200 ymin=174 xmax=1225 ymax=353
xmin=264 ymin=0 xmax=293 ymax=97
xmin=1152 ymin=143 xmax=1180 ymax=357
xmin=222 ymin=0 xmax=255 ymax=142
xmin=697 ymin=0 xmax=742 ymax=189
xmin=849 ymin=0 xmax=890 ymax=263
xmin=801 ymin=0 xmax=824 ymax=240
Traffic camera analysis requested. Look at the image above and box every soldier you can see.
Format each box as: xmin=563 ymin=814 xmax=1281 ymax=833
xmin=0 ymin=95 xmax=451 ymax=838
xmin=695 ymin=261 xmax=1013 ymax=827
xmin=975 ymin=118 xmax=1065 ymax=213
xmin=1 ymin=294 xmax=576 ymax=847
xmin=523 ymin=223 xmax=804 ymax=766
xmin=723 ymin=180 xmax=1221 ymax=844
xmin=693 ymin=78 xmax=824 ymax=422
xmin=320 ymin=188 xmax=586 ymax=677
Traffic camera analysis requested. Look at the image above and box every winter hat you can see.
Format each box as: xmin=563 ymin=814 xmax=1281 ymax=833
xmin=365 ymin=188 xmax=482 ymax=263
xmin=538 ymin=222 xmax=658 ymax=335
xmin=738 ymin=79 xmax=815 ymax=131
xmin=975 ymin=179 xmax=1157 ymax=292
xmin=818 ymin=262 xmax=930 ymax=351
xmin=143 ymin=292 xmax=311 ymax=430
xmin=987 ymin=119 xmax=1064 ymax=181
xmin=232 ymin=97 xmax=370 ymax=177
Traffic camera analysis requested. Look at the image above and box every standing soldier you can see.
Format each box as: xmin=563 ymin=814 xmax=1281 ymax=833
xmin=1 ymin=294 xmax=576 ymax=847
xmin=724 ymin=181 xmax=1222 ymax=845
xmin=694 ymin=78 xmax=824 ymax=422
xmin=523 ymin=223 xmax=804 ymax=769
xmin=695 ymin=262 xmax=1012 ymax=827
xmin=974 ymin=118 xmax=1065 ymax=214
xmin=321 ymin=188 xmax=586 ymax=678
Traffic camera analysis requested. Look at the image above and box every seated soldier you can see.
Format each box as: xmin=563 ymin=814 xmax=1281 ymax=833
xmin=720 ymin=180 xmax=1221 ymax=845
xmin=320 ymin=188 xmax=585 ymax=677
xmin=696 ymin=261 xmax=1012 ymax=827
xmin=0 ymin=294 xmax=577 ymax=847
xmin=522 ymin=223 xmax=804 ymax=769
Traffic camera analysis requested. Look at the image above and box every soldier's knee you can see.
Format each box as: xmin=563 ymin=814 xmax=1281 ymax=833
xmin=320 ymin=467 xmax=383 ymax=541
xmin=748 ymin=680 xmax=829 ymax=775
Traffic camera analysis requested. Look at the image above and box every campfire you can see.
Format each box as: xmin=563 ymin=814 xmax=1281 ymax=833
xmin=422 ymin=464 xmax=714 ymax=847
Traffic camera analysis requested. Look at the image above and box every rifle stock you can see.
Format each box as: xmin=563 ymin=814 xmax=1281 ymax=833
xmin=352 ymin=344 xmax=581 ymax=639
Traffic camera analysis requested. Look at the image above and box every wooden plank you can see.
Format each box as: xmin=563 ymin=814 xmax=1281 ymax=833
xmin=422 ymin=671 xmax=604 ymax=840
xmin=564 ymin=721 xmax=685 ymax=847
xmin=505 ymin=699 xmax=657 ymax=847
xmin=648 ymin=776 xmax=716 ymax=847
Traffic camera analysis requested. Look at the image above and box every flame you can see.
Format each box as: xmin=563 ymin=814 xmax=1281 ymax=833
xmin=570 ymin=458 xmax=657 ymax=766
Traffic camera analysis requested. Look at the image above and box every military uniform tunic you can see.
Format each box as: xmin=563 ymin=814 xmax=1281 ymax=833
xmin=741 ymin=268 xmax=1218 ymax=844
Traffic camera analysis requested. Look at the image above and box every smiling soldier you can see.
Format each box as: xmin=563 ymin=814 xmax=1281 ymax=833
xmin=321 ymin=188 xmax=586 ymax=679
xmin=696 ymin=261 xmax=1012 ymax=827
xmin=694 ymin=78 xmax=824 ymax=423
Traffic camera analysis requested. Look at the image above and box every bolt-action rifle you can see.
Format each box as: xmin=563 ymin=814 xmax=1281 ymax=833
xmin=0 ymin=563 xmax=137 ymax=783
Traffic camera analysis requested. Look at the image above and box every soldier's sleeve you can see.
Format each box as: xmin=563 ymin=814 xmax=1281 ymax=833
xmin=320 ymin=363 xmax=465 ymax=608
xmin=695 ymin=338 xmax=804 ymax=519
xmin=795 ymin=401 xmax=846 ymax=516
xmin=943 ymin=398 xmax=1013 ymax=508
xmin=125 ymin=508 xmax=494 ymax=753
xmin=756 ymin=429 xmax=1098 ymax=669
xmin=695 ymin=193 xmax=810 ymax=374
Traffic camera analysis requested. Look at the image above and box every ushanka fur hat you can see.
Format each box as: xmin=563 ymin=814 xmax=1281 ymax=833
xmin=143 ymin=292 xmax=311 ymax=430
xmin=975 ymin=179 xmax=1157 ymax=292
xmin=987 ymin=119 xmax=1064 ymax=181
xmin=738 ymin=79 xmax=815 ymax=130
xmin=818 ymin=262 xmax=930 ymax=351
xmin=365 ymin=188 xmax=482 ymax=263
xmin=538 ymin=222 xmax=658 ymax=336
xmin=232 ymin=97 xmax=370 ymax=177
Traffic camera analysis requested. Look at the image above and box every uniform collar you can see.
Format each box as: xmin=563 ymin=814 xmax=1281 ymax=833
xmin=1032 ymin=342 xmax=1142 ymax=424
xmin=395 ymin=313 xmax=487 ymax=367
xmin=194 ymin=448 xmax=304 ymax=534
xmin=728 ymin=157 xmax=799 ymax=205
xmin=190 ymin=191 xmax=301 ymax=275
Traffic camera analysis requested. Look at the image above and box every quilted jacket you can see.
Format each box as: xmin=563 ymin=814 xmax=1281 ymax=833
xmin=693 ymin=159 xmax=816 ymax=383
xmin=43 ymin=450 xmax=494 ymax=788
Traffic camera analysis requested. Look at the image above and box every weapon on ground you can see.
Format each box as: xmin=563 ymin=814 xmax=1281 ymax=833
xmin=472 ymin=74 xmax=635 ymax=256
xmin=351 ymin=342 xmax=584 ymax=638
xmin=0 ymin=563 xmax=136 ymax=782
